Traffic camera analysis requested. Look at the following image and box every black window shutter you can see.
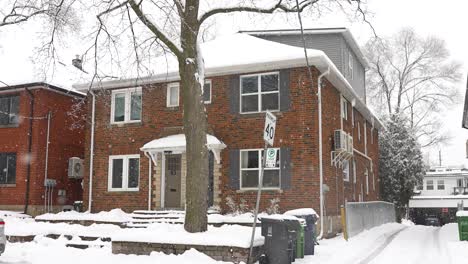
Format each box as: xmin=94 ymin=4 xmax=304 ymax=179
xmin=279 ymin=69 xmax=291 ymax=112
xmin=229 ymin=75 xmax=240 ymax=114
xmin=280 ymin=147 xmax=292 ymax=190
xmin=229 ymin=149 xmax=240 ymax=189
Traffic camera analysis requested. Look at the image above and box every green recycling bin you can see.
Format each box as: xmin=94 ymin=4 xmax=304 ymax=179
xmin=456 ymin=211 xmax=468 ymax=241
xmin=296 ymin=224 xmax=305 ymax=259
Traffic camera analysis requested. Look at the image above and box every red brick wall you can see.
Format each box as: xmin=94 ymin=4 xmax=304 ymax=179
xmin=83 ymin=67 xmax=381 ymax=215
xmin=0 ymin=87 xmax=85 ymax=214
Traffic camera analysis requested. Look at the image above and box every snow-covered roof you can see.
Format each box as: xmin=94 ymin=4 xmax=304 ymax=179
xmin=74 ymin=33 xmax=382 ymax=128
xmin=0 ymin=82 xmax=85 ymax=97
xmin=140 ymin=134 xmax=226 ymax=152
xmin=240 ymin=27 xmax=369 ymax=69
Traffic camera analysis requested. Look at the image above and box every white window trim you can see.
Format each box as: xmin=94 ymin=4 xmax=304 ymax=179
xmin=351 ymin=107 xmax=355 ymax=127
xmin=353 ymin=159 xmax=357 ymax=183
xmin=437 ymin=180 xmax=445 ymax=190
xmin=364 ymin=122 xmax=368 ymax=155
xmin=110 ymin=87 xmax=142 ymax=124
xmin=204 ymin=79 xmax=212 ymax=104
xmin=239 ymin=148 xmax=281 ymax=190
xmin=108 ymin=154 xmax=140 ymax=192
xmin=341 ymin=96 xmax=348 ymax=120
xmin=426 ymin=180 xmax=434 ymax=190
xmin=167 ymin=83 xmax=180 ymax=107
xmin=240 ymin=72 xmax=280 ymax=114
xmin=358 ymin=122 xmax=361 ymax=141
xmin=349 ymin=53 xmax=354 ymax=80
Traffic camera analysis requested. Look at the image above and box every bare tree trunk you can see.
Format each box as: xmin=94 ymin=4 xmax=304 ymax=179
xmin=180 ymin=0 xmax=208 ymax=233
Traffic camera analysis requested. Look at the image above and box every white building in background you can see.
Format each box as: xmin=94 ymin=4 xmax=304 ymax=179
xmin=409 ymin=166 xmax=468 ymax=213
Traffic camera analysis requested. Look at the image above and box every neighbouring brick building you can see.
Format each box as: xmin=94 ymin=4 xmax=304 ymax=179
xmin=75 ymin=29 xmax=382 ymax=235
xmin=0 ymin=83 xmax=86 ymax=216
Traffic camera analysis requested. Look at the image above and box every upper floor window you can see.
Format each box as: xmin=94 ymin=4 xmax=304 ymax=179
xmin=111 ymin=88 xmax=142 ymax=124
xmin=349 ymin=53 xmax=354 ymax=80
xmin=167 ymin=83 xmax=180 ymax=107
xmin=365 ymin=169 xmax=369 ymax=194
xmin=203 ymin=80 xmax=212 ymax=104
xmin=437 ymin=180 xmax=445 ymax=190
xmin=240 ymin=148 xmax=280 ymax=189
xmin=343 ymin=160 xmax=350 ymax=182
xmin=0 ymin=153 xmax=16 ymax=185
xmin=240 ymin=72 xmax=279 ymax=113
xmin=426 ymin=180 xmax=434 ymax=190
xmin=341 ymin=96 xmax=348 ymax=120
xmin=0 ymin=95 xmax=19 ymax=126
xmin=358 ymin=122 xmax=361 ymax=141
xmin=108 ymin=155 xmax=140 ymax=191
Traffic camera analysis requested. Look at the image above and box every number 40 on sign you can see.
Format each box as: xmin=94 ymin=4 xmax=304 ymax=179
xmin=263 ymin=111 xmax=277 ymax=146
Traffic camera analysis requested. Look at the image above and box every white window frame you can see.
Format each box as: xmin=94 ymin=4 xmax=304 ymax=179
xmin=353 ymin=159 xmax=357 ymax=183
xmin=351 ymin=107 xmax=355 ymax=127
xmin=203 ymin=79 xmax=212 ymax=104
xmin=343 ymin=160 xmax=350 ymax=182
xmin=437 ymin=180 xmax=445 ymax=190
xmin=240 ymin=72 xmax=280 ymax=114
xmin=239 ymin=148 xmax=281 ymax=190
xmin=426 ymin=180 xmax=434 ymax=190
xmin=108 ymin=154 xmax=140 ymax=192
xmin=341 ymin=96 xmax=348 ymax=120
xmin=110 ymin=87 xmax=142 ymax=124
xmin=364 ymin=122 xmax=368 ymax=155
xmin=167 ymin=83 xmax=180 ymax=107
xmin=349 ymin=53 xmax=354 ymax=80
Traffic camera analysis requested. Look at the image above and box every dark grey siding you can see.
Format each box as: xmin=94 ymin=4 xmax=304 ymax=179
xmin=256 ymin=33 xmax=366 ymax=103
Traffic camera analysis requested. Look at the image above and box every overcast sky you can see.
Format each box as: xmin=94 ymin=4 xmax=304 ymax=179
xmin=1 ymin=0 xmax=467 ymax=167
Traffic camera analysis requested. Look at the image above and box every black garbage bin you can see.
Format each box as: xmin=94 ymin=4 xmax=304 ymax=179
xmin=284 ymin=208 xmax=319 ymax=255
xmin=260 ymin=216 xmax=301 ymax=264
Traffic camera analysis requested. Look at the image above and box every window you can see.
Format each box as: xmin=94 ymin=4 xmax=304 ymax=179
xmin=371 ymin=128 xmax=374 ymax=144
xmin=167 ymin=83 xmax=179 ymax=107
xmin=111 ymin=88 xmax=142 ymax=124
xmin=240 ymin=149 xmax=280 ymax=189
xmin=341 ymin=96 xmax=348 ymax=120
xmin=349 ymin=53 xmax=354 ymax=80
xmin=437 ymin=180 xmax=445 ymax=190
xmin=353 ymin=159 xmax=357 ymax=183
xmin=416 ymin=185 xmax=423 ymax=190
xmin=343 ymin=160 xmax=350 ymax=182
xmin=0 ymin=95 xmax=19 ymax=126
xmin=358 ymin=122 xmax=361 ymax=141
xmin=365 ymin=169 xmax=369 ymax=194
xmin=240 ymin=72 xmax=279 ymax=113
xmin=457 ymin=179 xmax=464 ymax=187
xmin=351 ymin=108 xmax=355 ymax=127
xmin=203 ymin=80 xmax=212 ymax=104
xmin=108 ymin=155 xmax=140 ymax=191
xmin=0 ymin=153 xmax=16 ymax=184
xmin=364 ymin=122 xmax=368 ymax=155
xmin=426 ymin=180 xmax=434 ymax=190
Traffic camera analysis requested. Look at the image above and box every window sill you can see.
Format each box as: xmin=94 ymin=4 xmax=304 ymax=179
xmin=0 ymin=124 xmax=19 ymax=128
xmin=110 ymin=121 xmax=142 ymax=128
xmin=107 ymin=189 xmax=139 ymax=193
xmin=236 ymin=189 xmax=283 ymax=194
xmin=0 ymin=184 xmax=16 ymax=187
xmin=238 ymin=111 xmax=283 ymax=118
xmin=166 ymin=106 xmax=180 ymax=111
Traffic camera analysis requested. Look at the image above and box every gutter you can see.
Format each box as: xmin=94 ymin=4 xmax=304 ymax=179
xmin=24 ymin=88 xmax=35 ymax=214
xmin=44 ymin=111 xmax=51 ymax=212
xmin=87 ymin=91 xmax=96 ymax=212
xmin=317 ymin=67 xmax=330 ymax=240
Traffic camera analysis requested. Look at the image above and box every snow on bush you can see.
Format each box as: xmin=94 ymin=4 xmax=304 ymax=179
xmin=35 ymin=209 xmax=132 ymax=223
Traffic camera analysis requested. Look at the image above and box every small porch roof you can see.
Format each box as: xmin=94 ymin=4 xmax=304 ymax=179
xmin=140 ymin=134 xmax=226 ymax=165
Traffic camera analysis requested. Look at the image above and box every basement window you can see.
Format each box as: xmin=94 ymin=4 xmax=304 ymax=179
xmin=0 ymin=95 xmax=19 ymax=126
xmin=0 ymin=153 xmax=16 ymax=184
xmin=108 ymin=155 xmax=140 ymax=191
xmin=111 ymin=87 xmax=142 ymax=124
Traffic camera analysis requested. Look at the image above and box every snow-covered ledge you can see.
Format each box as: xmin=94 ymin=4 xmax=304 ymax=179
xmin=140 ymin=134 xmax=226 ymax=166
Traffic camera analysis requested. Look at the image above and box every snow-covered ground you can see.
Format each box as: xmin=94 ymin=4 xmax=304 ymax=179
xmin=1 ymin=211 xmax=467 ymax=264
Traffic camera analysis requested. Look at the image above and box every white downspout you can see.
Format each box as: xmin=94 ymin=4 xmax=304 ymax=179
xmin=88 ymin=91 xmax=96 ymax=212
xmin=44 ymin=111 xmax=51 ymax=212
xmin=318 ymin=67 xmax=330 ymax=240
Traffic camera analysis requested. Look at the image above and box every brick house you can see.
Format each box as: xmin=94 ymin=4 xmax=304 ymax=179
xmin=0 ymin=83 xmax=86 ymax=216
xmin=75 ymin=30 xmax=382 ymax=234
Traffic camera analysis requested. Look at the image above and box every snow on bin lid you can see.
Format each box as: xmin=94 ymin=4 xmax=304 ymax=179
xmin=259 ymin=214 xmax=306 ymax=225
xmin=284 ymin=208 xmax=319 ymax=218
xmin=456 ymin=211 xmax=468 ymax=217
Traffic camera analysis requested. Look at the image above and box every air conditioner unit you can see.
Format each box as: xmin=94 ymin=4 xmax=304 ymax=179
xmin=347 ymin=134 xmax=354 ymax=154
xmin=68 ymin=157 xmax=84 ymax=179
xmin=334 ymin=130 xmax=347 ymax=151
